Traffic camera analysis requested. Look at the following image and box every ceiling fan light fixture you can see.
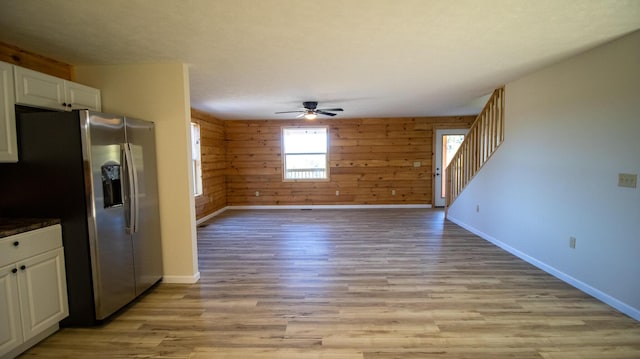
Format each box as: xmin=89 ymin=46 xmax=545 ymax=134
xmin=275 ymin=101 xmax=343 ymax=119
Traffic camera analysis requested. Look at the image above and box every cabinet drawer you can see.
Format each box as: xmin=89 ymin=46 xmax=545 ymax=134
xmin=0 ymin=225 xmax=62 ymax=267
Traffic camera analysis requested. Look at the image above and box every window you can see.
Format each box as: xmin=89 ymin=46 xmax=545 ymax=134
xmin=191 ymin=122 xmax=203 ymax=196
xmin=282 ymin=127 xmax=328 ymax=180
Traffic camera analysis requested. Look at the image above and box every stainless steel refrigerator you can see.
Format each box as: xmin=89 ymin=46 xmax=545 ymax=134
xmin=0 ymin=108 xmax=163 ymax=326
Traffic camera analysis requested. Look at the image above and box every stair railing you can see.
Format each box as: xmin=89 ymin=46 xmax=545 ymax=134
xmin=446 ymin=87 xmax=504 ymax=208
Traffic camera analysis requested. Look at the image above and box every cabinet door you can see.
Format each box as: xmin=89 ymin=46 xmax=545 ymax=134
xmin=14 ymin=66 xmax=66 ymax=110
xmin=0 ymin=61 xmax=17 ymax=162
xmin=65 ymin=81 xmax=101 ymax=111
xmin=17 ymin=248 xmax=68 ymax=341
xmin=0 ymin=264 xmax=22 ymax=358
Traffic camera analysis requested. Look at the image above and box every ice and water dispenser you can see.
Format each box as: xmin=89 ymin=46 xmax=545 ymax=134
xmin=101 ymin=163 xmax=122 ymax=208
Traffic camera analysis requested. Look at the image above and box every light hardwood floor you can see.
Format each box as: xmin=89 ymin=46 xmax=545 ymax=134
xmin=20 ymin=209 xmax=640 ymax=358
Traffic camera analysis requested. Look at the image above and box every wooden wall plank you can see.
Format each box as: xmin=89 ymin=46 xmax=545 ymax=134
xmin=225 ymin=116 xmax=473 ymax=206
xmin=192 ymin=109 xmax=227 ymax=219
xmin=0 ymin=42 xmax=72 ymax=80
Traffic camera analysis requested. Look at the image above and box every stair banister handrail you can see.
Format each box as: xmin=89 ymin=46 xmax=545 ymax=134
xmin=446 ymin=87 xmax=504 ymax=209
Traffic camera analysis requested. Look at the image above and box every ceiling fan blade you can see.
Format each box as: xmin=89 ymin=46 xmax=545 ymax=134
xmin=318 ymin=108 xmax=344 ymax=112
xmin=296 ymin=113 xmax=305 ymax=118
xmin=275 ymin=110 xmax=304 ymax=114
xmin=317 ymin=110 xmax=337 ymax=117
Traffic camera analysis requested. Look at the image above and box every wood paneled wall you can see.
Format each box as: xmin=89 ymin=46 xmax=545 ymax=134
xmin=0 ymin=42 xmax=72 ymax=80
xmin=192 ymin=109 xmax=227 ymax=219
xmin=225 ymin=116 xmax=474 ymax=206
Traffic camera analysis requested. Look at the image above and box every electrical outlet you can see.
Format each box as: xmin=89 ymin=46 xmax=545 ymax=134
xmin=413 ymin=161 xmax=421 ymax=167
xmin=569 ymin=236 xmax=576 ymax=249
xmin=618 ymin=173 xmax=637 ymax=188
xmin=391 ymin=189 xmax=396 ymax=195
xmin=336 ymin=190 xmax=340 ymax=196
xmin=255 ymin=191 xmax=260 ymax=197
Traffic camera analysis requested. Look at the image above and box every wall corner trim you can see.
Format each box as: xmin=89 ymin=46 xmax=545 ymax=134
xmin=161 ymin=272 xmax=201 ymax=284
xmin=446 ymin=215 xmax=640 ymax=321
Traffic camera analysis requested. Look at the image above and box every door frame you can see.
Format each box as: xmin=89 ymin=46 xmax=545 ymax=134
xmin=433 ymin=128 xmax=469 ymax=207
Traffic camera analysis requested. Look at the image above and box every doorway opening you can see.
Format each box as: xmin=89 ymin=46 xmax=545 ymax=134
xmin=434 ymin=129 xmax=467 ymax=207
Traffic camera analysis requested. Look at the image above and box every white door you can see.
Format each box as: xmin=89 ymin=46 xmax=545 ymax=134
xmin=434 ymin=129 xmax=467 ymax=207
xmin=17 ymin=248 xmax=68 ymax=341
xmin=0 ymin=263 xmax=22 ymax=357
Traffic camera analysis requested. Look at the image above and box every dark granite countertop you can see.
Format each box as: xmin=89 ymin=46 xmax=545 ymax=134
xmin=0 ymin=218 xmax=61 ymax=238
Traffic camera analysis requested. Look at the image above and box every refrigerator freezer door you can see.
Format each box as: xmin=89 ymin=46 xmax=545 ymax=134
xmin=82 ymin=111 xmax=136 ymax=320
xmin=125 ymin=117 xmax=163 ymax=295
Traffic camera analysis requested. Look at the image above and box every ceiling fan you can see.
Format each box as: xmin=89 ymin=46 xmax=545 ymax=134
xmin=275 ymin=101 xmax=344 ymax=120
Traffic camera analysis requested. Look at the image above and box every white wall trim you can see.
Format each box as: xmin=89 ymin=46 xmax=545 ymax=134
xmin=196 ymin=207 xmax=229 ymax=225
xmin=162 ymin=272 xmax=201 ymax=284
xmin=196 ymin=204 xmax=432 ymax=225
xmin=228 ymin=204 xmax=432 ymax=210
xmin=447 ymin=215 xmax=640 ymax=321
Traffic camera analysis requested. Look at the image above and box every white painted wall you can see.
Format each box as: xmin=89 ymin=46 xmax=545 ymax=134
xmin=74 ymin=63 xmax=200 ymax=284
xmin=447 ymin=30 xmax=640 ymax=319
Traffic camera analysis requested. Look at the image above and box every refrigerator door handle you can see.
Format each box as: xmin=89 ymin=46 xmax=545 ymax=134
xmin=129 ymin=143 xmax=140 ymax=233
xmin=122 ymin=143 xmax=138 ymax=234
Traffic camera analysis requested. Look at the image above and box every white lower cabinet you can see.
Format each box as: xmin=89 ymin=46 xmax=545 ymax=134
xmin=0 ymin=264 xmax=22 ymax=356
xmin=0 ymin=225 xmax=68 ymax=359
xmin=17 ymin=248 xmax=68 ymax=341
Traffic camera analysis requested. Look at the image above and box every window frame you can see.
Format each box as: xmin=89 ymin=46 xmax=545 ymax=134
xmin=281 ymin=126 xmax=330 ymax=182
xmin=190 ymin=121 xmax=203 ymax=196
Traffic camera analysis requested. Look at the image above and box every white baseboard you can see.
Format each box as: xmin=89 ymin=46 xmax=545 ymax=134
xmin=228 ymin=204 xmax=432 ymax=210
xmin=161 ymin=272 xmax=200 ymax=284
xmin=447 ymin=215 xmax=640 ymax=321
xmin=196 ymin=207 xmax=228 ymax=225
xmin=6 ymin=323 xmax=59 ymax=359
xmin=196 ymin=204 xmax=432 ymax=225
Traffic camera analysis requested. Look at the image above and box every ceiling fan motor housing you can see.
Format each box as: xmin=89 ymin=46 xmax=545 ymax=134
xmin=303 ymin=101 xmax=318 ymax=110
xmin=275 ymin=101 xmax=343 ymax=117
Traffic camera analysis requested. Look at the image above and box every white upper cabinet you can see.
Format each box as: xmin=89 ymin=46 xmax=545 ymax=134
xmin=65 ymin=81 xmax=102 ymax=111
xmin=0 ymin=61 xmax=102 ymax=162
xmin=14 ymin=66 xmax=101 ymax=112
xmin=0 ymin=61 xmax=18 ymax=162
xmin=14 ymin=66 xmax=65 ymax=110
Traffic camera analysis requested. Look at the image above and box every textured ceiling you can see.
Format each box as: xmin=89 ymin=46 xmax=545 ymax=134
xmin=1 ymin=0 xmax=639 ymax=120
